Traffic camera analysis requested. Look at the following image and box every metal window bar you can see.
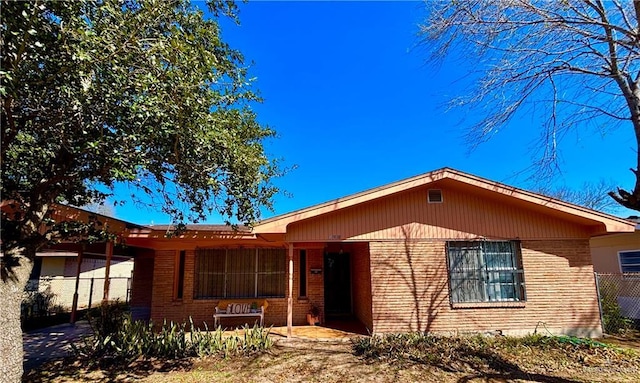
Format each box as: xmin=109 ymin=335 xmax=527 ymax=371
xmin=255 ymin=248 xmax=259 ymax=297
xmin=224 ymin=249 xmax=228 ymax=298
xmin=448 ymin=240 xmax=525 ymax=303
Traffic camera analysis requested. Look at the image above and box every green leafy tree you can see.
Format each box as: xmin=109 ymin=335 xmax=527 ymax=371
xmin=1 ymin=1 xmax=279 ymax=380
xmin=421 ymin=0 xmax=640 ymax=212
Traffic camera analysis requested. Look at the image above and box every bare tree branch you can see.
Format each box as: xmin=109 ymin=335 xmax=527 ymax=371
xmin=421 ymin=0 xmax=640 ymax=211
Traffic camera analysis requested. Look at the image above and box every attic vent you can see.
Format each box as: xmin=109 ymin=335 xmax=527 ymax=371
xmin=428 ymin=189 xmax=443 ymax=203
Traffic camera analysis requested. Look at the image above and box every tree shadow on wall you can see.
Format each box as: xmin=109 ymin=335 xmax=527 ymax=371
xmin=375 ymin=225 xmax=449 ymax=333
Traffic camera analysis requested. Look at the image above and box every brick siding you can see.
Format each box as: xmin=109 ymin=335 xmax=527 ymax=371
xmin=369 ymin=239 xmax=601 ymax=337
xmin=351 ymin=243 xmax=373 ymax=331
xmin=146 ymin=239 xmax=600 ymax=337
xmin=149 ymin=248 xmax=326 ymax=328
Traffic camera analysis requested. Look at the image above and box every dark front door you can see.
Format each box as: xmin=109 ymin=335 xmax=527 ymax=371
xmin=324 ymin=252 xmax=351 ymax=316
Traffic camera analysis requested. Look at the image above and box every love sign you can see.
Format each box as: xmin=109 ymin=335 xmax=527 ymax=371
xmin=226 ymin=303 xmax=251 ymax=314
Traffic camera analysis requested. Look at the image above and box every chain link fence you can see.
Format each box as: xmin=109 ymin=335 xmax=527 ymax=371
xmin=22 ymin=276 xmax=131 ymax=321
xmin=594 ymin=273 xmax=640 ymax=335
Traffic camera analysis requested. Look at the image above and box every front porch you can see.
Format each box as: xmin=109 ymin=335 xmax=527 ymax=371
xmin=243 ymin=318 xmax=369 ymax=341
xmin=283 ymin=242 xmax=373 ymax=337
xmin=271 ymin=326 xmax=365 ymax=341
xmin=125 ymin=230 xmax=375 ymax=336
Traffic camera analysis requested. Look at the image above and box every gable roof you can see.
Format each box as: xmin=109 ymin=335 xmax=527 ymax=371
xmin=253 ymin=167 xmax=635 ymax=235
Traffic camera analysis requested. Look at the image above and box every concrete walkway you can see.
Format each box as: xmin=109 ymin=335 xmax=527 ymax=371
xmin=23 ymin=321 xmax=93 ymax=373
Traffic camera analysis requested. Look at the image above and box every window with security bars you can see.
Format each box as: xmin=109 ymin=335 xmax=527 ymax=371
xmin=447 ymin=241 xmax=526 ymax=303
xmin=194 ymin=248 xmax=286 ymax=299
xmin=619 ymin=250 xmax=640 ymax=273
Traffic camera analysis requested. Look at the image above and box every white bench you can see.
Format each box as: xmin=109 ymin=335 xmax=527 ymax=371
xmin=213 ymin=300 xmax=268 ymax=328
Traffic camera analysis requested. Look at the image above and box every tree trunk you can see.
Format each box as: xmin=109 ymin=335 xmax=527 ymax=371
xmin=609 ymin=84 xmax=640 ymax=212
xmin=0 ymin=252 xmax=34 ymax=383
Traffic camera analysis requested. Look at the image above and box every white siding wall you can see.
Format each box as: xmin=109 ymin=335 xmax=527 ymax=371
xmin=36 ymin=257 xmax=133 ymax=309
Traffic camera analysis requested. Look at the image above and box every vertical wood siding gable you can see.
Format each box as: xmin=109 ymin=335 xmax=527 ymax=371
xmin=285 ymin=185 xmax=591 ymax=242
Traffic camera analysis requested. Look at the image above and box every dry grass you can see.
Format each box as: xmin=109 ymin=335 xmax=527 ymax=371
xmin=24 ymin=334 xmax=640 ymax=383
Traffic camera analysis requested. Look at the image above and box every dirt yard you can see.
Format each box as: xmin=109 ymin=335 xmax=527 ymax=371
xmin=25 ymin=335 xmax=640 ymax=383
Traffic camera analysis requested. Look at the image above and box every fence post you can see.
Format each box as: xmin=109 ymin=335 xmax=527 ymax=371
xmin=103 ymin=241 xmax=113 ymax=303
xmin=126 ymin=277 xmax=131 ymax=304
xmin=594 ymin=272 xmax=605 ymax=335
xmin=88 ymin=277 xmax=95 ymax=310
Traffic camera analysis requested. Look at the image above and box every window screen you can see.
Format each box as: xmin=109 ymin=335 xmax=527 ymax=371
xmin=194 ymin=248 xmax=286 ymax=299
xmin=619 ymin=250 xmax=640 ymax=273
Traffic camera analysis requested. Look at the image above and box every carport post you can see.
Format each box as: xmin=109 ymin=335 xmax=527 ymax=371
xmin=287 ymin=243 xmax=294 ymax=338
xmin=102 ymin=240 xmax=114 ymax=303
xmin=70 ymin=245 xmax=84 ymax=324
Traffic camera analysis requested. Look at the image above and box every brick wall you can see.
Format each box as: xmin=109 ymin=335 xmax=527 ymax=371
xmin=149 ymin=248 xmax=326 ymax=328
xmin=130 ymin=257 xmax=153 ymax=307
xmin=351 ymin=243 xmax=373 ymax=331
xmin=369 ymin=239 xmax=601 ymax=337
xmin=295 ymin=248 xmax=325 ymax=324
xmin=146 ymin=239 xmax=599 ymax=337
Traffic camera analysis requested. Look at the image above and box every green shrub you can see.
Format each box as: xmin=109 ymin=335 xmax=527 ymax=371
xmin=189 ymin=319 xmax=273 ymax=358
xmin=21 ymin=279 xmax=64 ymax=321
xmin=352 ymin=332 xmax=637 ymax=370
xmin=88 ymin=300 xmax=130 ymax=339
xmin=73 ymin=304 xmax=273 ymax=367
xmin=597 ymin=277 xmax=634 ymax=334
xmin=353 ymin=332 xmax=443 ymax=364
xmin=602 ymin=298 xmax=633 ymax=334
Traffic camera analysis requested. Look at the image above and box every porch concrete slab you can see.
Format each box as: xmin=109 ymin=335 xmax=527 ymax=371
xmin=270 ymin=326 xmax=361 ymax=341
xmin=270 ymin=320 xmax=369 ymax=341
xmin=215 ymin=319 xmax=367 ymax=341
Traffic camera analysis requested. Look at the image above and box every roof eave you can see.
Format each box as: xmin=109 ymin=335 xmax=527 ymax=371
xmin=253 ymin=168 xmax=636 ymax=235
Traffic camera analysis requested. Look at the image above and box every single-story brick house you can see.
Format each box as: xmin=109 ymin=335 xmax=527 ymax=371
xmin=123 ymin=168 xmax=635 ymax=337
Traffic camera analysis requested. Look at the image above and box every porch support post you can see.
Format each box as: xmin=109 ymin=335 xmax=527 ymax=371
xmin=70 ymin=245 xmax=84 ymax=324
xmin=287 ymin=243 xmax=294 ymax=338
xmin=102 ymin=240 xmax=114 ymax=303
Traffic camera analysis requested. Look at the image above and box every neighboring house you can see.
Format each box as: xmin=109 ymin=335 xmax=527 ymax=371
xmin=28 ymin=247 xmax=134 ymax=311
xmin=590 ymin=217 xmax=640 ymax=274
xmin=590 ymin=217 xmax=640 ymax=322
xmin=124 ymin=168 xmax=635 ymax=337
xmin=7 ymin=204 xmax=143 ymax=318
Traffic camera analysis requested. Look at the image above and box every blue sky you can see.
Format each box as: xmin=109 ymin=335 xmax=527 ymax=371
xmin=113 ymin=1 xmax=637 ymax=224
